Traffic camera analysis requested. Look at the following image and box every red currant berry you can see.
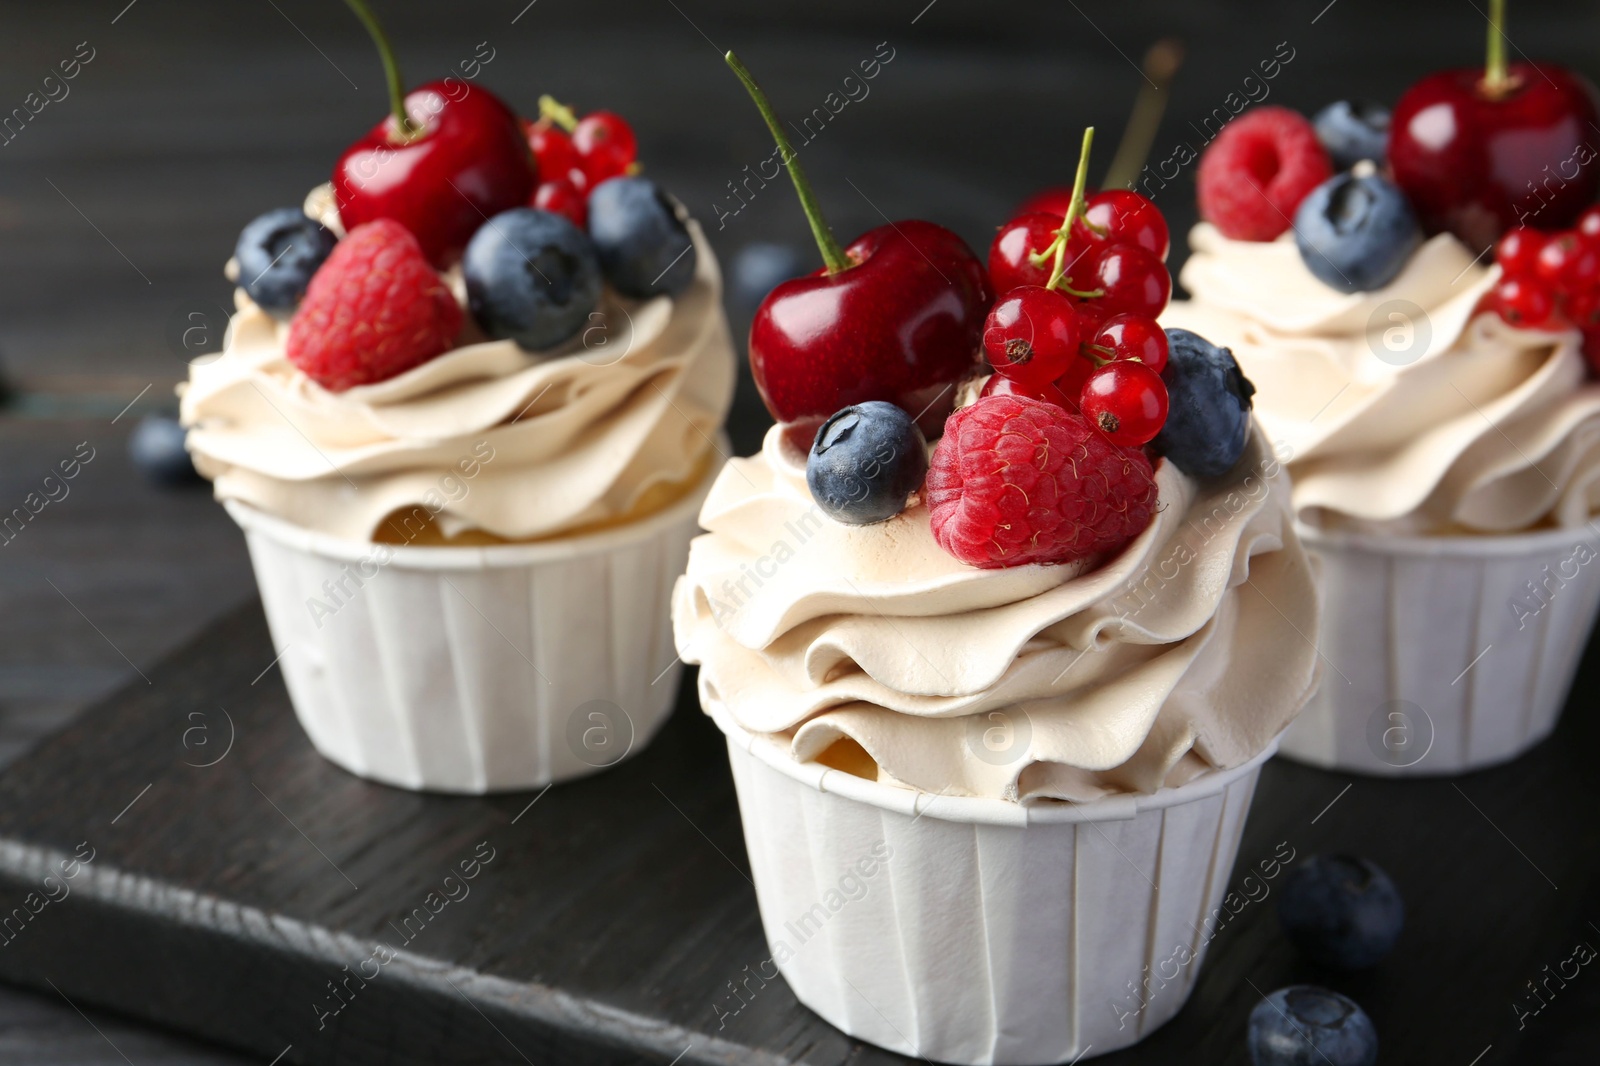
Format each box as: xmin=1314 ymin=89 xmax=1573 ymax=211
xmin=981 ymin=371 xmax=1074 ymax=407
xmin=1567 ymin=288 xmax=1600 ymax=329
xmin=1534 ymin=233 xmax=1585 ymax=287
xmin=1092 ymin=313 xmax=1169 ymax=374
xmin=1085 ymin=243 xmax=1171 ymax=319
xmin=1016 ymin=186 xmax=1078 ymax=218
xmin=533 ymin=179 xmax=587 ymax=228
xmin=1578 ymin=206 xmax=1600 ymax=247
xmin=526 ymin=120 xmax=580 ymax=185
xmin=1495 ymin=228 xmax=1547 ymax=277
xmin=1075 ymin=190 xmax=1170 ymax=261
xmin=1492 ymin=275 xmax=1556 ymax=328
xmin=574 ymin=111 xmax=637 ymax=185
xmin=988 ymin=213 xmax=1073 ymax=294
xmin=983 ymin=286 xmax=1082 ymax=388
xmin=1583 ymin=326 xmax=1600 ymax=376
xmin=1054 ymin=356 xmax=1096 ymax=409
xmin=1080 ymin=360 xmax=1169 ymax=447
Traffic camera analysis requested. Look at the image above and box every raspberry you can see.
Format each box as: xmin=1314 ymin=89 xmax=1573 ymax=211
xmin=926 ymin=394 xmax=1159 ymax=569
xmin=1198 ymin=107 xmax=1333 ymax=242
xmin=286 ymin=219 xmax=462 ymax=392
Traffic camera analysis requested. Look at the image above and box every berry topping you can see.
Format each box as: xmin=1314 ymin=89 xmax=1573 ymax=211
xmin=1248 ymin=987 xmax=1378 ymax=1066
xmin=1092 ymin=313 xmax=1168 ymax=373
xmin=1493 ymin=226 xmax=1547 ymax=277
xmin=1312 ymin=100 xmax=1391 ymax=170
xmin=526 ymin=118 xmax=581 ymax=185
xmin=532 ymin=178 xmax=588 ymax=228
xmin=463 ymin=207 xmax=601 ymax=350
xmin=1197 ymin=106 xmax=1333 ymax=242
xmin=234 ymin=208 xmax=336 ymax=318
xmin=1075 ymin=189 xmax=1170 ymax=261
xmin=1276 ymin=855 xmax=1405 ymax=971
xmin=988 ymin=212 xmax=1075 ymax=294
xmin=587 ymin=176 xmax=698 ymax=297
xmin=1489 ymin=275 xmax=1555 ymax=327
xmin=1152 ymin=328 xmax=1255 ymax=480
xmin=1488 ymin=215 xmax=1600 ymax=368
xmin=979 ymin=371 xmax=1078 ymax=408
xmin=926 ymin=394 xmax=1158 ymax=569
xmin=806 ymin=401 xmax=928 ymax=525
xmin=286 ymin=219 xmax=462 ymax=392
xmin=1081 ymin=242 xmax=1171 ymax=318
xmin=572 ymin=110 xmax=638 ymax=186
xmin=982 ymin=286 xmax=1082 ymax=388
xmin=1293 ymin=169 xmax=1423 ymax=293
xmin=1079 ymin=360 xmax=1169 ymax=447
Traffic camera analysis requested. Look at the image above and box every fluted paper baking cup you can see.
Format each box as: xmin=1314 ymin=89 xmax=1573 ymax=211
xmin=708 ymin=699 xmax=1277 ymax=1065
xmin=1281 ymin=521 xmax=1600 ymax=776
xmin=224 ymin=456 xmax=718 ymax=793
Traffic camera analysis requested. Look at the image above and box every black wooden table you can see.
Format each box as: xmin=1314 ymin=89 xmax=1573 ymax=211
xmin=6 ymin=0 xmax=1600 ymax=1061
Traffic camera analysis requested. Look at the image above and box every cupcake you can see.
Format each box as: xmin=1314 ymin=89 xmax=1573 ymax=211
xmin=182 ymin=66 xmax=734 ymax=792
xmin=1165 ymin=96 xmax=1600 ymax=775
xmin=675 ymin=72 xmax=1319 ymax=1062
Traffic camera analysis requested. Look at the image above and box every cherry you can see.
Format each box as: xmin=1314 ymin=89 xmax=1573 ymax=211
xmin=1492 ymin=275 xmax=1555 ymax=327
xmin=1388 ymin=1 xmax=1600 ymax=251
xmin=333 ymin=2 xmax=534 ymax=267
xmin=1084 ymin=243 xmax=1171 ymax=319
xmin=1080 ymin=360 xmax=1168 ymax=447
xmin=730 ymin=52 xmax=991 ymax=433
xmin=983 ymin=286 xmax=1082 ymax=388
xmin=1075 ymin=190 xmax=1170 ymax=261
xmin=533 ymin=179 xmax=587 ymax=228
xmin=573 ymin=110 xmax=638 ymax=185
xmin=1092 ymin=313 xmax=1168 ymax=373
xmin=1495 ymin=227 xmax=1547 ymax=276
xmin=989 ymin=213 xmax=1083 ymax=294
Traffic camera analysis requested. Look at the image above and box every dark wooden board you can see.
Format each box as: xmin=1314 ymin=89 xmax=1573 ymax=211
xmin=0 ymin=598 xmax=1596 ymax=1065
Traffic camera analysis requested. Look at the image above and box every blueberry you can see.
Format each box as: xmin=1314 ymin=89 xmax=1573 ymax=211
xmin=234 ymin=208 xmax=336 ymax=318
xmin=1313 ymin=101 xmax=1391 ymax=170
xmin=730 ymin=241 xmax=804 ymax=314
xmin=1278 ymin=855 xmax=1404 ymax=970
xmin=1294 ymin=170 xmax=1422 ymax=293
xmin=1152 ymin=328 xmax=1255 ymax=480
xmin=807 ymin=402 xmax=928 ymax=525
xmin=587 ymin=177 xmax=697 ymax=298
xmin=128 ymin=415 xmax=203 ymax=487
xmin=464 ymin=208 xmax=602 ymax=351
xmin=1248 ymin=986 xmax=1377 ymax=1066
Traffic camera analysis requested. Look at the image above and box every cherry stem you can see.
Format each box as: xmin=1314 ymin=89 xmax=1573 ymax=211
xmin=342 ymin=0 xmax=419 ymax=140
xmin=1040 ymin=127 xmax=1100 ymax=293
xmin=725 ymin=50 xmax=850 ymax=274
xmin=1104 ymin=38 xmax=1184 ymax=190
xmin=1484 ymin=0 xmax=1509 ymax=96
xmin=538 ymin=95 xmax=579 ymax=133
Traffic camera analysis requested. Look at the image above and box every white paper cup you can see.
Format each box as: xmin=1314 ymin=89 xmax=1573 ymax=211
xmin=223 ymin=457 xmax=719 ymax=793
xmin=708 ymin=699 xmax=1278 ymax=1065
xmin=1281 ymin=521 xmax=1600 ymax=776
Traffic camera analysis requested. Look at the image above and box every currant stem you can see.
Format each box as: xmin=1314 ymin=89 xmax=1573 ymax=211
xmin=1484 ymin=0 xmax=1509 ymax=96
xmin=726 ymin=50 xmax=850 ymax=274
xmin=342 ymin=0 xmax=419 ymax=140
xmin=538 ymin=95 xmax=580 ymax=133
xmin=1045 ymin=127 xmax=1097 ymax=292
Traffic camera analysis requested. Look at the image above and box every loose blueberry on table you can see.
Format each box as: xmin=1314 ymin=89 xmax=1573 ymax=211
xmin=1248 ymin=986 xmax=1378 ymax=1066
xmin=726 ymin=51 xmax=992 ymax=437
xmin=1277 ymin=854 xmax=1405 ymax=971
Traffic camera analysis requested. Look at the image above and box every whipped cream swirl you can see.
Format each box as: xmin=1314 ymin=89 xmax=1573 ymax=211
xmin=1165 ymin=223 xmax=1600 ymax=535
xmin=673 ymin=424 xmax=1319 ymax=803
xmin=183 ymin=222 xmax=734 ymax=542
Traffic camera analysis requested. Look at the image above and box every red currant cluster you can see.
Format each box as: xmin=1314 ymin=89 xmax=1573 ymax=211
xmin=523 ymin=97 xmax=639 ymax=229
xmin=1487 ymin=207 xmax=1600 ymax=372
xmin=982 ymin=161 xmax=1174 ymax=448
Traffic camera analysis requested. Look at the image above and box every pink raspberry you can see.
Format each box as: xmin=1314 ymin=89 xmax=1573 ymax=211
xmin=286 ymin=219 xmax=462 ymax=392
xmin=1197 ymin=107 xmax=1333 ymax=242
xmin=926 ymin=394 xmax=1159 ymax=569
